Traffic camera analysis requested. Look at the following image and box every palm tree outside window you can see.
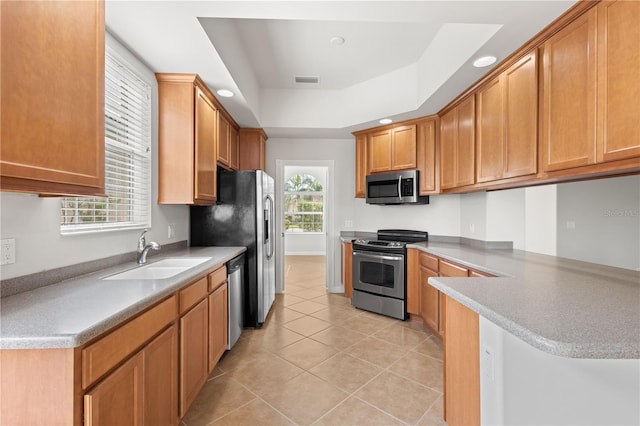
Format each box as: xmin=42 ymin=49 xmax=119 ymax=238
xmin=284 ymin=174 xmax=324 ymax=233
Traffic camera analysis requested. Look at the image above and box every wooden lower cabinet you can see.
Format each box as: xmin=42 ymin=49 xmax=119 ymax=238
xmin=341 ymin=241 xmax=353 ymax=298
xmin=85 ymin=352 xmax=144 ymax=426
xmin=420 ymin=266 xmax=439 ymax=333
xmin=179 ymin=298 xmax=209 ymax=418
xmin=444 ymin=295 xmax=480 ymax=426
xmin=209 ymin=282 xmax=228 ymax=372
xmin=143 ymin=325 xmax=179 ymax=426
xmin=85 ymin=324 xmax=178 ymax=426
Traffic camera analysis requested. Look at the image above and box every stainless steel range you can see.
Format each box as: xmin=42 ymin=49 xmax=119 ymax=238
xmin=351 ymin=229 xmax=428 ymax=320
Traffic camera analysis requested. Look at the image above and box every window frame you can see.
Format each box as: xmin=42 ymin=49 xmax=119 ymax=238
xmin=60 ymin=44 xmax=152 ymax=235
xmin=283 ymin=174 xmax=325 ymax=234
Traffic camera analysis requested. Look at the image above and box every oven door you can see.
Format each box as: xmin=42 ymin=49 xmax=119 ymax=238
xmin=352 ymin=249 xmax=405 ymax=299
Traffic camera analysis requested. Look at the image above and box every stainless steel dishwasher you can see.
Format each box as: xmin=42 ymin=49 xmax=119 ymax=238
xmin=227 ymin=254 xmax=245 ymax=349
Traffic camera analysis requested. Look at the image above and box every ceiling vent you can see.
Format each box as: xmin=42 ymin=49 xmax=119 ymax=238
xmin=295 ymin=76 xmax=320 ymax=84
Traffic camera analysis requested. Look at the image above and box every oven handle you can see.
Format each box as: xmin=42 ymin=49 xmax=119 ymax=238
xmin=352 ymin=251 xmax=404 ymax=262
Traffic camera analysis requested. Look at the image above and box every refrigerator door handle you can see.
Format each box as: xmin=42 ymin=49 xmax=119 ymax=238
xmin=265 ymin=194 xmax=275 ymax=259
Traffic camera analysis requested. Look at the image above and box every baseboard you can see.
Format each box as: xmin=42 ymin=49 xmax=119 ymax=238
xmin=284 ymin=251 xmax=326 ymax=256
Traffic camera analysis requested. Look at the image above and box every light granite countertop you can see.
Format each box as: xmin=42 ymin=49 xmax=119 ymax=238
xmin=0 ymin=246 xmax=245 ymax=350
xmin=409 ymin=241 xmax=640 ymax=359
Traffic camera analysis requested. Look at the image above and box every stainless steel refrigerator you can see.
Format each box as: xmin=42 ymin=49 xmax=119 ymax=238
xmin=190 ymin=169 xmax=275 ymax=327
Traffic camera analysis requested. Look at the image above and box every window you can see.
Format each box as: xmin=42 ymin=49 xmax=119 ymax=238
xmin=284 ymin=174 xmax=324 ymax=233
xmin=61 ymin=48 xmax=152 ymax=234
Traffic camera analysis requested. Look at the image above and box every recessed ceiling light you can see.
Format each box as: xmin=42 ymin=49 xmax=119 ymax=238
xmin=473 ymin=56 xmax=497 ymax=68
xmin=330 ymin=36 xmax=345 ymax=46
xmin=379 ymin=118 xmax=393 ymax=125
xmin=217 ymin=89 xmax=234 ymax=98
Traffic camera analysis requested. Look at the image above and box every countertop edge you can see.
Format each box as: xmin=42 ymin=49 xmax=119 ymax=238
xmin=0 ymin=247 xmax=247 ymax=350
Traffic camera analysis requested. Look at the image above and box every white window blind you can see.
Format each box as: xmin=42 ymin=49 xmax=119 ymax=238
xmin=61 ymin=48 xmax=151 ymax=234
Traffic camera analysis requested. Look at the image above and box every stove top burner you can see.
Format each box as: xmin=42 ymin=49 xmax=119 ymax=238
xmin=352 ymin=229 xmax=428 ymax=254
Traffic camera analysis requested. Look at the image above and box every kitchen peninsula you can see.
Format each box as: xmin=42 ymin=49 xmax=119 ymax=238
xmin=341 ymin=233 xmax=640 ymax=425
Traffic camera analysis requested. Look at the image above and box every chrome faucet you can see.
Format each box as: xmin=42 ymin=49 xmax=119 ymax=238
xmin=137 ymin=229 xmax=160 ymax=264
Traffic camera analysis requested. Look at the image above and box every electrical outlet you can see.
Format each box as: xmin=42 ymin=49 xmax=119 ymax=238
xmin=1 ymin=238 xmax=16 ymax=265
xmin=167 ymin=224 xmax=176 ymax=239
xmin=566 ymin=220 xmax=576 ymax=229
xmin=482 ymin=344 xmax=494 ymax=381
xmin=470 ymin=223 xmax=476 ymax=234
xmin=344 ymin=219 xmax=354 ymax=228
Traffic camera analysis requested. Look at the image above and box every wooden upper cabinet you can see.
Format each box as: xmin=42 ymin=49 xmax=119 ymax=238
xmin=391 ymin=125 xmax=418 ymax=170
xmin=156 ymin=74 xmax=217 ymax=205
xmin=416 ymin=117 xmax=439 ymax=194
xmin=477 ymin=52 xmax=538 ymax=183
xmin=239 ymin=128 xmax=268 ymax=171
xmin=355 ymin=134 xmax=368 ymax=198
xmin=440 ymin=96 xmax=475 ymax=189
xmin=476 ymin=77 xmax=504 ymax=183
xmin=368 ymin=124 xmax=417 ymax=173
xmin=504 ymin=52 xmax=538 ymax=178
xmin=194 ymin=88 xmax=218 ymax=203
xmin=541 ymin=8 xmax=597 ymax=172
xmin=0 ymin=0 xmax=105 ymax=196
xmin=229 ymin=125 xmax=240 ymax=170
xmin=596 ymin=0 xmax=640 ymax=163
xmin=368 ymin=129 xmax=392 ymax=173
xmin=457 ymin=97 xmax=476 ymax=187
xmin=217 ymin=113 xmax=230 ymax=167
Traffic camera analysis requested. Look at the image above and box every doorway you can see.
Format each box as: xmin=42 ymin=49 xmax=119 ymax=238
xmin=275 ymin=160 xmax=334 ymax=294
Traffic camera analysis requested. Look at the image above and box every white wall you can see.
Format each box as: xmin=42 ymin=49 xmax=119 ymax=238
xmin=524 ymin=185 xmax=557 ymax=256
xmin=557 ymin=175 xmax=640 ymax=271
xmin=0 ymin=33 xmax=189 ymax=281
xmin=480 ymin=317 xmax=640 ymax=425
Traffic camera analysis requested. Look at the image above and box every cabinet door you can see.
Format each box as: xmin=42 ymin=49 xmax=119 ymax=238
xmin=440 ymin=109 xmax=457 ymax=190
xmin=596 ymin=0 xmax=640 ymax=163
xmin=179 ymin=299 xmax=208 ymax=418
xmin=476 ymin=77 xmax=504 ymax=183
xmin=541 ymin=9 xmax=597 ymax=172
xmin=391 ymin=125 xmax=417 ymax=170
xmin=504 ymin=52 xmax=538 ymax=178
xmin=144 ymin=325 xmax=178 ymax=426
xmin=406 ymin=249 xmax=419 ymax=315
xmin=0 ymin=0 xmax=105 ymax=196
xmin=239 ymin=129 xmax=267 ymax=171
xmin=217 ymin=113 xmax=230 ymax=167
xmin=444 ymin=296 xmax=480 ymax=426
xmin=355 ymin=134 xmax=368 ymax=198
xmin=84 ymin=353 xmax=144 ymax=426
xmin=341 ymin=242 xmax=353 ymax=298
xmin=419 ymin=267 xmax=439 ymax=334
xmin=416 ymin=118 xmax=438 ymax=194
xmin=456 ymin=96 xmax=476 ymax=187
xmin=208 ymin=283 xmax=228 ymax=372
xmin=229 ymin=125 xmax=240 ymax=170
xmin=194 ymin=88 xmax=217 ymax=203
xmin=369 ymin=129 xmax=392 ymax=173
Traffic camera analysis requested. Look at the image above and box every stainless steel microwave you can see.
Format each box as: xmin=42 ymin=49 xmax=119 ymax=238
xmin=365 ymin=170 xmax=429 ymax=205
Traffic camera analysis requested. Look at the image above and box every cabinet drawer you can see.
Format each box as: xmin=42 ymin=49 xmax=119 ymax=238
xmin=82 ymin=295 xmax=177 ymax=389
xmin=419 ymin=252 xmax=439 ymax=271
xmin=469 ymin=269 xmax=493 ymax=278
xmin=208 ymin=266 xmax=227 ymax=292
xmin=180 ymin=277 xmax=208 ymax=314
xmin=439 ymin=260 xmax=469 ymax=277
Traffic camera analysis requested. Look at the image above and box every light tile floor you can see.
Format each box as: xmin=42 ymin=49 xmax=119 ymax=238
xmin=182 ymin=255 xmax=446 ymax=426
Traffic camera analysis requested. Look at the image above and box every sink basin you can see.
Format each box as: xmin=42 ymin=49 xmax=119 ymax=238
xmin=104 ymin=257 xmax=211 ymax=280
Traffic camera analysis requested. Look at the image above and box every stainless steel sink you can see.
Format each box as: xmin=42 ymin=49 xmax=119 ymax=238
xmin=103 ymin=257 xmax=211 ymax=280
